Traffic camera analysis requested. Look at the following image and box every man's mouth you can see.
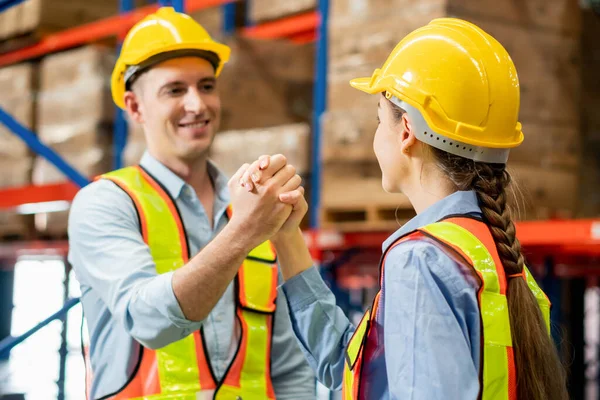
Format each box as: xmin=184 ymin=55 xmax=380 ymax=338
xmin=179 ymin=120 xmax=210 ymax=128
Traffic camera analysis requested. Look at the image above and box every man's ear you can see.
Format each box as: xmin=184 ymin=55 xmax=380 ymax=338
xmin=123 ymin=91 xmax=144 ymax=124
xmin=399 ymin=113 xmax=417 ymax=154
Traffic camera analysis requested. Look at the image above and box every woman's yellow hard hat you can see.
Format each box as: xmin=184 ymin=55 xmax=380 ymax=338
xmin=351 ymin=18 xmax=523 ymax=163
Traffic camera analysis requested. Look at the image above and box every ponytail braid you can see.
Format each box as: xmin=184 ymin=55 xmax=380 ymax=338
xmin=431 ymin=147 xmax=569 ymax=400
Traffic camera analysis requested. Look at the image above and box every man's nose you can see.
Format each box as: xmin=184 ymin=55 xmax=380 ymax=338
xmin=183 ymin=88 xmax=205 ymax=114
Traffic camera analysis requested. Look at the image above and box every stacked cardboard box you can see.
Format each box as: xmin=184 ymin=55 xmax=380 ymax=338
xmin=0 ymin=0 xmax=147 ymax=42
xmin=579 ymin=10 xmax=600 ymax=217
xmin=322 ymin=0 xmax=583 ymax=229
xmin=249 ymin=0 xmax=316 ymax=23
xmin=0 ymin=63 xmax=35 ymax=238
xmin=210 ymin=123 xmax=311 ymax=178
xmin=33 ymin=45 xmax=115 ymax=236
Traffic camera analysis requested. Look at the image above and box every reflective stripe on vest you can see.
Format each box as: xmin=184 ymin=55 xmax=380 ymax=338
xmin=342 ymin=217 xmax=551 ymax=400
xmin=96 ymin=165 xmax=277 ymax=399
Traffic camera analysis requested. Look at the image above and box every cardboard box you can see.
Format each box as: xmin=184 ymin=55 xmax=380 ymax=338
xmin=0 ymin=63 xmax=35 ymax=158
xmin=189 ymin=6 xmax=224 ymax=38
xmin=506 ymin=163 xmax=579 ymax=219
xmin=509 ymin=122 xmax=580 ymax=172
xmin=210 ymin=123 xmax=311 ymax=178
xmin=218 ymin=38 xmax=314 ymax=130
xmin=37 ymin=46 xmax=114 ymax=127
xmin=322 ymin=109 xmax=377 ymax=163
xmin=249 ymin=0 xmax=316 ymax=23
xmin=0 ymin=158 xmax=33 ymax=188
xmin=448 ymin=0 xmax=581 ymax=34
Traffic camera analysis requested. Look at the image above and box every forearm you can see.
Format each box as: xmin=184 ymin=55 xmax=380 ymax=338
xmin=282 ymin=267 xmax=355 ymax=390
xmin=172 ymin=221 xmax=254 ymax=321
xmin=271 ymin=228 xmax=313 ymax=281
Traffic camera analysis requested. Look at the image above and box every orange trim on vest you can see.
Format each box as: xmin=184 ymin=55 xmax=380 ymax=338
xmin=265 ymin=316 xmax=276 ymax=399
xmin=138 ymin=166 xmax=189 ymax=262
xmin=224 ymin=307 xmax=248 ymax=389
xmin=193 ymin=331 xmax=217 ymax=390
xmin=113 ymin=349 xmax=160 ymax=399
xmin=102 ymin=176 xmax=149 ymax=243
xmin=444 ymin=217 xmax=507 ymax=295
xmin=268 ymin=244 xmax=279 ymax=308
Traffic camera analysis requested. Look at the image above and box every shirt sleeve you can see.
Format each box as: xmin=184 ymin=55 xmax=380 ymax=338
xmin=67 ymin=180 xmax=204 ymax=350
xmin=281 ymin=266 xmax=355 ymax=391
xmin=383 ymin=239 xmax=481 ymax=400
xmin=270 ymin=275 xmax=317 ymax=399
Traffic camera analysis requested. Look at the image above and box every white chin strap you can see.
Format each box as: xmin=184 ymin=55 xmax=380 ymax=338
xmin=389 ymin=96 xmax=510 ymax=164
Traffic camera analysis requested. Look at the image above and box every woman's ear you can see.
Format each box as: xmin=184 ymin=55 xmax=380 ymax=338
xmin=400 ymin=113 xmax=417 ymax=154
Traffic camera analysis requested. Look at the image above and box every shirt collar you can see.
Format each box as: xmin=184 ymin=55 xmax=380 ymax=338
xmin=382 ymin=190 xmax=482 ymax=251
xmin=139 ymin=151 xmax=230 ymax=203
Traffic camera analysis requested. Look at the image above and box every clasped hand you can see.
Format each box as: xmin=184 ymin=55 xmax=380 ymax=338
xmin=227 ymin=154 xmax=308 ymax=246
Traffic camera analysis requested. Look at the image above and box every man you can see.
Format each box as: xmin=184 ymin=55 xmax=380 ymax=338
xmin=68 ymin=7 xmax=315 ymax=399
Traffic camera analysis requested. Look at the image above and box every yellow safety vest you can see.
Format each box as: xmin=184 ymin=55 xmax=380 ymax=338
xmin=94 ymin=165 xmax=278 ymax=400
xmin=343 ymin=217 xmax=551 ymax=400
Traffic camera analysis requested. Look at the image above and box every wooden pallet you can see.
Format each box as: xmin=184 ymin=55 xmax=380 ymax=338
xmin=321 ymin=162 xmax=416 ymax=231
xmin=321 ymin=203 xmax=416 ymax=232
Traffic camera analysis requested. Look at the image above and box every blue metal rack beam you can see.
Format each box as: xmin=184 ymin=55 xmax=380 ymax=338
xmin=0 ymin=107 xmax=90 ymax=188
xmin=310 ymin=0 xmax=329 ymax=228
xmin=0 ymin=0 xmax=26 ymax=13
xmin=113 ymin=0 xmax=135 ymax=170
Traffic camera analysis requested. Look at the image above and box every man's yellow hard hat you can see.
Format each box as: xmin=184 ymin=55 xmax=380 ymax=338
xmin=350 ymin=18 xmax=523 ymax=163
xmin=111 ymin=7 xmax=231 ymax=109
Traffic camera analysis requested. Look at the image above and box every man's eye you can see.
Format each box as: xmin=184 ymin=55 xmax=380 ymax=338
xmin=168 ymin=87 xmax=186 ymax=95
xmin=201 ymin=83 xmax=215 ymax=93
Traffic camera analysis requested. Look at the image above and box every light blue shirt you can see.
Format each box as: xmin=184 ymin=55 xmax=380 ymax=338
xmin=282 ymin=190 xmax=484 ymax=399
xmin=68 ymin=152 xmax=315 ymax=399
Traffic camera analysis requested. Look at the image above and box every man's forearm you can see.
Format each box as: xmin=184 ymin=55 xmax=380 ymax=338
xmin=171 ymin=221 xmax=254 ymax=321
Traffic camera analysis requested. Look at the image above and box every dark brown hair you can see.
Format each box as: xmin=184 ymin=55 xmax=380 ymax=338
xmin=388 ymin=99 xmax=568 ymax=400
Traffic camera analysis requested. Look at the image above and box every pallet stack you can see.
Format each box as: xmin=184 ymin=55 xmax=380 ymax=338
xmin=0 ymin=63 xmax=35 ymax=238
xmin=0 ymin=0 xmax=148 ymax=53
xmin=321 ymin=0 xmax=583 ymax=230
xmin=579 ymin=9 xmax=600 ymax=217
xmin=32 ymin=45 xmax=115 ymax=237
xmin=248 ymin=0 xmax=316 ymax=23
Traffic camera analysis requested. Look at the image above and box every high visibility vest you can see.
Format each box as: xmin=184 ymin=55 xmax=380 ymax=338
xmin=342 ymin=217 xmax=551 ymax=400
xmin=92 ymin=165 xmax=278 ymax=400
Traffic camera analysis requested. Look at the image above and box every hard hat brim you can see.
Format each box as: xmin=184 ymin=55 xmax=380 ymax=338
xmin=349 ymin=77 xmax=379 ymax=94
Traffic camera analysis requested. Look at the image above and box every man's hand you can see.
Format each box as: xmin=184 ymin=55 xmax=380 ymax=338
xmin=227 ymin=154 xmax=297 ymax=249
xmin=239 ymin=155 xmax=308 ymax=241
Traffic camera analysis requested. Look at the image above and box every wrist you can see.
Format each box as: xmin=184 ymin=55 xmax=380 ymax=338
xmin=223 ymin=218 xmax=259 ymax=254
xmin=271 ymin=227 xmax=303 ymax=248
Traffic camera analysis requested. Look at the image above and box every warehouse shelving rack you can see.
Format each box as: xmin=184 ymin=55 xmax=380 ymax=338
xmin=0 ymin=0 xmax=326 ymax=397
xmin=0 ymin=0 xmax=599 ymax=398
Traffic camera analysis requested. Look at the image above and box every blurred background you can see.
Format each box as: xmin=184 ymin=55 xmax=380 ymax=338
xmin=0 ymin=0 xmax=599 ymax=398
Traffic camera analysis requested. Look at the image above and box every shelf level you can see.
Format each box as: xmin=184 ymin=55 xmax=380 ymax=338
xmin=0 ymin=0 xmax=236 ymax=67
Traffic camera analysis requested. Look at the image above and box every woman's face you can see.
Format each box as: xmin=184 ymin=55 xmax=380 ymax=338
xmin=373 ymin=98 xmax=409 ymax=193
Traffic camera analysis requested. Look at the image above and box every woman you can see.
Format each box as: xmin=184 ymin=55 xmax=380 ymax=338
xmin=241 ymin=17 xmax=568 ymax=399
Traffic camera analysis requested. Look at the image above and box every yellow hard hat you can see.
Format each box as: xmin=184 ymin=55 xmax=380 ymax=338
xmin=350 ymin=18 xmax=523 ymax=163
xmin=111 ymin=7 xmax=231 ymax=109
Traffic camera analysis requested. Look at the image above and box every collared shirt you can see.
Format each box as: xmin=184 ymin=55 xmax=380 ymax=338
xmin=282 ymin=190 xmax=484 ymax=399
xmin=68 ymin=152 xmax=315 ymax=399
